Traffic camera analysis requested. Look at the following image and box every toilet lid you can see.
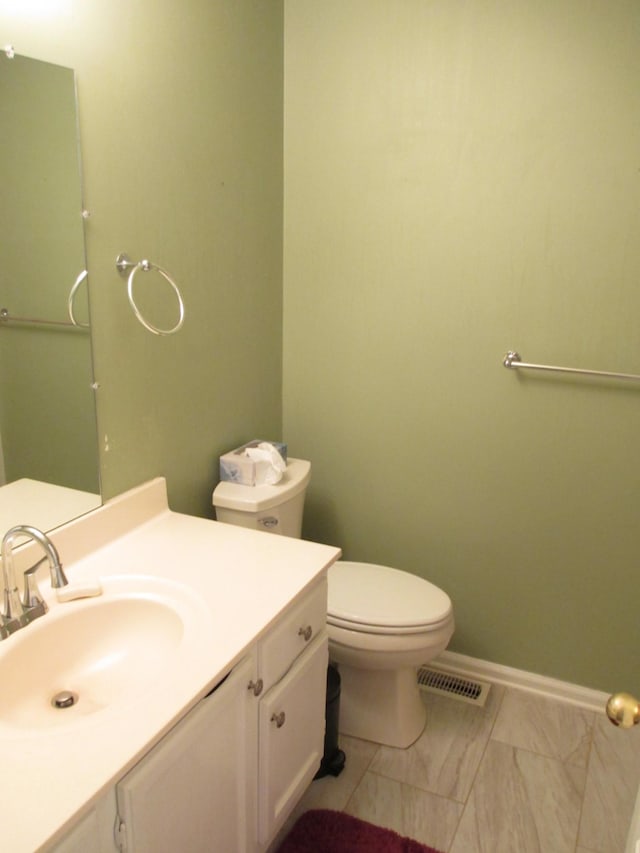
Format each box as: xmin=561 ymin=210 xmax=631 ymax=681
xmin=327 ymin=561 xmax=452 ymax=635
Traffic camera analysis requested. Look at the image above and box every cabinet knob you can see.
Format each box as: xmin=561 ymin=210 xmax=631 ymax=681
xmin=298 ymin=625 xmax=313 ymax=642
xmin=271 ymin=711 xmax=286 ymax=728
xmin=247 ymin=678 xmax=263 ymax=697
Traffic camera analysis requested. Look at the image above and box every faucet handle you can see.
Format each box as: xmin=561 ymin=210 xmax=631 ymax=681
xmin=2 ymin=585 xmax=27 ymax=634
xmin=22 ymin=558 xmax=48 ymax=622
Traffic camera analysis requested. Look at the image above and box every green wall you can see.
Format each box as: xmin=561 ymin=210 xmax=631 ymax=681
xmin=2 ymin=1 xmax=639 ymax=694
xmin=0 ymin=0 xmax=284 ymax=519
xmin=283 ymin=0 xmax=640 ymax=694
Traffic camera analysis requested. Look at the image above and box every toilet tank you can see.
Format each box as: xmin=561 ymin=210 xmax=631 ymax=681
xmin=212 ymin=458 xmax=311 ymax=538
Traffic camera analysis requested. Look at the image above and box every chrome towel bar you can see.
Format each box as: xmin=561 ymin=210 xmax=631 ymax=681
xmin=503 ymin=351 xmax=640 ymax=383
xmin=0 ymin=270 xmax=90 ymax=330
xmin=0 ymin=308 xmax=85 ymax=329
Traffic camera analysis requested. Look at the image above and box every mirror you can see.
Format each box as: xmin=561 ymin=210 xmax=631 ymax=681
xmin=0 ymin=50 xmax=101 ymax=534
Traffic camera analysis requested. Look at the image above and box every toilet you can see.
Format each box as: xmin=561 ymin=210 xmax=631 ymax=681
xmin=212 ymin=458 xmax=454 ymax=749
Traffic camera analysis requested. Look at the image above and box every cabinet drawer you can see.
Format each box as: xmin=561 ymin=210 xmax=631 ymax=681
xmin=260 ymin=576 xmax=327 ymax=692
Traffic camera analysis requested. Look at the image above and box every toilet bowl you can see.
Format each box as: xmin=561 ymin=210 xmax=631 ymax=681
xmin=327 ymin=560 xmax=454 ymax=748
xmin=212 ymin=457 xmax=455 ymax=749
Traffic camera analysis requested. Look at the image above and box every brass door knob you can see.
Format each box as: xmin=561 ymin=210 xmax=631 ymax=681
xmin=606 ymin=692 xmax=640 ymax=728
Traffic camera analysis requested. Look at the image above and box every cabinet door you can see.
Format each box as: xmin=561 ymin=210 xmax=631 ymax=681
xmin=51 ymin=790 xmax=118 ymax=853
xmin=258 ymin=633 xmax=328 ymax=845
xmin=116 ymin=654 xmax=257 ymax=853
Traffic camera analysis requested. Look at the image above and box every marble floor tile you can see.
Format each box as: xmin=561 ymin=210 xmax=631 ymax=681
xmin=369 ymin=684 xmax=505 ymax=802
xmin=346 ymin=770 xmax=464 ymax=853
xmin=275 ymin=685 xmax=640 ymax=853
xmin=491 ymin=688 xmax=595 ymax=767
xmin=450 ymin=739 xmax=586 ymax=853
xmin=295 ymin=735 xmax=379 ymax=815
xmin=577 ymin=712 xmax=640 ymax=853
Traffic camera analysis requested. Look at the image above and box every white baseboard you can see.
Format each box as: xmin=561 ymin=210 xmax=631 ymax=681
xmin=431 ymin=650 xmax=609 ymax=714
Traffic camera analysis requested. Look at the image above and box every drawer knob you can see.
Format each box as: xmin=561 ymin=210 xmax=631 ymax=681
xmin=298 ymin=625 xmax=313 ymax=642
xmin=271 ymin=711 xmax=286 ymax=728
xmin=247 ymin=678 xmax=263 ymax=697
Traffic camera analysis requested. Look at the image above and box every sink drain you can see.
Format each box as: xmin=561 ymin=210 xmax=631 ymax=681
xmin=51 ymin=690 xmax=78 ymax=709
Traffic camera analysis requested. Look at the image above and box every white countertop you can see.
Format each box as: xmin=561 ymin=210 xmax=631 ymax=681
xmin=0 ymin=478 xmax=341 ymax=852
xmin=0 ymin=479 xmax=100 ymax=538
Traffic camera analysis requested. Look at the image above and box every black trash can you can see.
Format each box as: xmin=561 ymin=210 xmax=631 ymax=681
xmin=315 ymin=664 xmax=346 ymax=779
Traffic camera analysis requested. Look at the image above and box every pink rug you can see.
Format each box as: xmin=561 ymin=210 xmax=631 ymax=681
xmin=276 ymin=809 xmax=445 ymax=853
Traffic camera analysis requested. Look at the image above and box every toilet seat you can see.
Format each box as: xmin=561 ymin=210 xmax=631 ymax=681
xmin=327 ymin=561 xmax=453 ymax=636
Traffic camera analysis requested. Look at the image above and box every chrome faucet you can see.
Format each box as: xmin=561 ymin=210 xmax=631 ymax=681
xmin=0 ymin=525 xmax=69 ymax=638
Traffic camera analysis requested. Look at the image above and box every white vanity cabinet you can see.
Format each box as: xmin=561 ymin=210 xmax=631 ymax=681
xmin=52 ymin=656 xmax=257 ymax=853
xmin=52 ymin=791 xmax=119 ymax=853
xmin=114 ymin=653 xmax=257 ymax=853
xmin=52 ymin=577 xmax=328 ymax=853
xmin=256 ymin=578 xmax=328 ymax=847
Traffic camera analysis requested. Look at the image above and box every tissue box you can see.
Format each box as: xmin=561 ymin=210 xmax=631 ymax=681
xmin=219 ymin=440 xmax=288 ymax=486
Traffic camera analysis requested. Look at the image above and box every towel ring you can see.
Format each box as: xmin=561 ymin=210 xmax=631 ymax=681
xmin=115 ymin=254 xmax=185 ymax=336
xmin=67 ymin=269 xmax=89 ymax=328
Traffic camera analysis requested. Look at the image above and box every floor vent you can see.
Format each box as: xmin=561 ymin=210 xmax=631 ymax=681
xmin=417 ymin=667 xmax=491 ymax=707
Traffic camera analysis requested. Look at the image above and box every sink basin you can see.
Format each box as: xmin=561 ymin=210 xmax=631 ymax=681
xmin=0 ymin=575 xmax=206 ymax=730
